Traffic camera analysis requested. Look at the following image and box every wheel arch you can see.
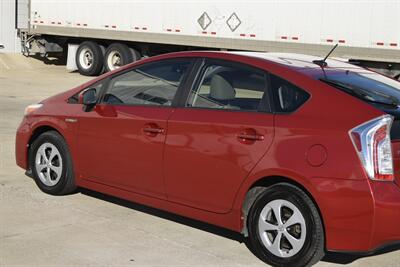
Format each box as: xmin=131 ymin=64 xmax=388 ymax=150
xmin=27 ymin=125 xmax=65 ymax=169
xmin=240 ymin=175 xmax=326 ymax=245
xmin=28 ymin=125 xmax=63 ymax=146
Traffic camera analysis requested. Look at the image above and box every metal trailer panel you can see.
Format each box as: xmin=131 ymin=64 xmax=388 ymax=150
xmin=27 ymin=0 xmax=400 ymax=62
xmin=0 ymin=0 xmax=20 ymax=52
xmin=17 ymin=0 xmax=29 ymax=30
xmin=30 ymin=25 xmax=400 ymax=64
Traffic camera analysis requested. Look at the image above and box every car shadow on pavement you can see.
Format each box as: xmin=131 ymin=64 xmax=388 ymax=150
xmin=79 ymin=188 xmax=400 ymax=265
xmin=79 ymin=188 xmax=244 ymax=243
xmin=322 ymin=242 xmax=400 ymax=264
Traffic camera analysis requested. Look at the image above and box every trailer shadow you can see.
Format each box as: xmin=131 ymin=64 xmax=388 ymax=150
xmin=31 ymin=53 xmax=66 ymax=66
xmin=79 ymin=188 xmax=400 ymax=265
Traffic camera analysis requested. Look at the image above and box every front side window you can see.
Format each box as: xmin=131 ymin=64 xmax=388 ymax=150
xmin=103 ymin=59 xmax=192 ymax=106
xmin=186 ymin=62 xmax=267 ymax=112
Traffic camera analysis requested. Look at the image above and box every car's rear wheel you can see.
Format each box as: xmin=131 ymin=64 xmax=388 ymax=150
xmin=247 ymin=183 xmax=324 ymax=267
xmin=29 ymin=131 xmax=76 ymax=195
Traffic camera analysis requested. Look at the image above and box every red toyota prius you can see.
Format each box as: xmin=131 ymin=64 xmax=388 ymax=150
xmin=15 ymin=51 xmax=400 ymax=266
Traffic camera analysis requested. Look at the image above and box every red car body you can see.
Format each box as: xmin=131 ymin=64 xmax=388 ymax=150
xmin=16 ymin=51 xmax=400 ymax=254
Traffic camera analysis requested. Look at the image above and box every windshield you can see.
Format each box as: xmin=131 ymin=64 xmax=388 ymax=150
xmin=318 ymin=70 xmax=400 ymax=107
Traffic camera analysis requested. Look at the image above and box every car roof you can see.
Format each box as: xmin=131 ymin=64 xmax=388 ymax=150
xmin=161 ymin=50 xmax=368 ymax=79
xmin=230 ymin=51 xmax=354 ymax=68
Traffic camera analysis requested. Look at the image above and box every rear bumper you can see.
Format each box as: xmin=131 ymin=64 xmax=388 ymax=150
xmin=316 ymin=177 xmax=400 ymax=252
xmin=368 ymin=181 xmax=400 ymax=250
xmin=15 ymin=118 xmax=31 ymax=170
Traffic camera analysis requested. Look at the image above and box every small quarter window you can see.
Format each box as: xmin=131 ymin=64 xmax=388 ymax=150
xmin=270 ymin=74 xmax=309 ymax=113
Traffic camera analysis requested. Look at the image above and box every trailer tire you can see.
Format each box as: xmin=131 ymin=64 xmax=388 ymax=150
xmin=130 ymin=47 xmax=141 ymax=62
xmin=76 ymin=41 xmax=104 ymax=76
xmin=104 ymin=43 xmax=140 ymax=72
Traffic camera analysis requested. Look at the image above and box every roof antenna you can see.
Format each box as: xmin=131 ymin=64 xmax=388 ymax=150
xmin=312 ymin=43 xmax=339 ymax=68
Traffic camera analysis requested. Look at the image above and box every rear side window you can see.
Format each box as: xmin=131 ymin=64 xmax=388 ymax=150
xmin=186 ymin=62 xmax=267 ymax=112
xmin=103 ymin=59 xmax=192 ymax=106
xmin=270 ymin=74 xmax=310 ymax=113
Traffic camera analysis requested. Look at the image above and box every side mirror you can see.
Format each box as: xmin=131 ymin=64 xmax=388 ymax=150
xmin=79 ymin=88 xmax=97 ymax=111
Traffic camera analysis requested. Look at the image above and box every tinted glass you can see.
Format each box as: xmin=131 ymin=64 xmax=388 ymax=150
xmin=317 ymin=70 xmax=400 ymax=140
xmin=103 ymin=59 xmax=191 ymax=106
xmin=270 ymin=74 xmax=310 ymax=112
xmin=318 ymin=71 xmax=400 ymax=106
xmin=187 ymin=63 xmax=266 ymax=111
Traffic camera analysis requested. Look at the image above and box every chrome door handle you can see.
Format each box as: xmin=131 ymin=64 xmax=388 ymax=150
xmin=142 ymin=123 xmax=165 ymax=136
xmin=143 ymin=127 xmax=164 ymax=134
xmin=237 ymin=133 xmax=264 ymax=141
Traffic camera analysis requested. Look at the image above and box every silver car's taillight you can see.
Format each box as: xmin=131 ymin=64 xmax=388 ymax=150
xmin=349 ymin=115 xmax=394 ymax=181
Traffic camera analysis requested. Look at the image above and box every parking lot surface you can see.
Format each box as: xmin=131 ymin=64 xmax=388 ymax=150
xmin=1 ymin=53 xmax=399 ymax=267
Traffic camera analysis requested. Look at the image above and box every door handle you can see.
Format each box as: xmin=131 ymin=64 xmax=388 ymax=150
xmin=142 ymin=123 xmax=165 ymax=136
xmin=143 ymin=127 xmax=164 ymax=134
xmin=237 ymin=133 xmax=264 ymax=141
xmin=237 ymin=128 xmax=264 ymax=143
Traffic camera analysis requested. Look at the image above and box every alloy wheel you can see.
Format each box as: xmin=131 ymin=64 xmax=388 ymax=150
xmin=35 ymin=142 xmax=63 ymax=186
xmin=258 ymin=199 xmax=306 ymax=258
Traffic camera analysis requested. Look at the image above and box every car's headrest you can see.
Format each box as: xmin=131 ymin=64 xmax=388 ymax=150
xmin=209 ymin=74 xmax=235 ymax=100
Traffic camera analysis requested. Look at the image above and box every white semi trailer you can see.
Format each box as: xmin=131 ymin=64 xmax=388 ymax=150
xmin=17 ymin=0 xmax=400 ymax=78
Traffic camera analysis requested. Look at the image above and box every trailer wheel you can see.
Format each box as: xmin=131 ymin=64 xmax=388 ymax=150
xmin=76 ymin=41 xmax=104 ymax=76
xmin=104 ymin=43 xmax=141 ymax=72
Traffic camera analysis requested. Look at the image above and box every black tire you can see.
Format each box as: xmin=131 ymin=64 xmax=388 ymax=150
xmin=246 ymin=183 xmax=324 ymax=267
xmin=29 ymin=131 xmax=76 ymax=195
xmin=104 ymin=43 xmax=140 ymax=72
xmin=76 ymin=41 xmax=104 ymax=76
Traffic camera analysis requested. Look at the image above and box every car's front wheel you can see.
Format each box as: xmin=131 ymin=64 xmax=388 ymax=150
xmin=247 ymin=183 xmax=324 ymax=267
xmin=29 ymin=131 xmax=76 ymax=195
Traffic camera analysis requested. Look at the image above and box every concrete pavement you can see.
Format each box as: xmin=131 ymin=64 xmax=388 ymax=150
xmin=1 ymin=53 xmax=399 ymax=267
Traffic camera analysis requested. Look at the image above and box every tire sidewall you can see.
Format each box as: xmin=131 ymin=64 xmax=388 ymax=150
xmin=248 ymin=184 xmax=322 ymax=267
xmin=130 ymin=47 xmax=141 ymax=62
xmin=76 ymin=41 xmax=104 ymax=76
xmin=29 ymin=132 xmax=72 ymax=195
xmin=104 ymin=43 xmax=134 ymax=72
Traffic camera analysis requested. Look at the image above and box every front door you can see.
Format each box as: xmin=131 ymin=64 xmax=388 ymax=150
xmin=76 ymin=58 xmax=194 ymax=198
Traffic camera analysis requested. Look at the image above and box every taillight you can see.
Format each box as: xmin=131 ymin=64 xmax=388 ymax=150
xmin=349 ymin=115 xmax=394 ymax=181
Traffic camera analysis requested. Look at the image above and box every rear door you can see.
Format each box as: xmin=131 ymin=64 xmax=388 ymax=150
xmin=76 ymin=58 xmax=194 ymax=198
xmin=164 ymin=59 xmax=275 ymax=213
